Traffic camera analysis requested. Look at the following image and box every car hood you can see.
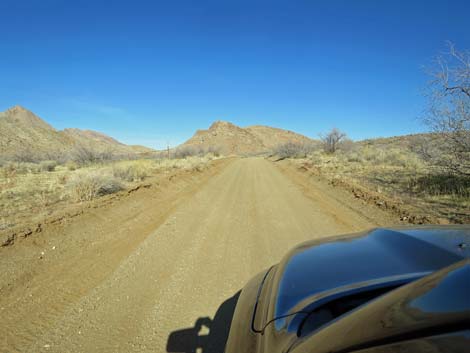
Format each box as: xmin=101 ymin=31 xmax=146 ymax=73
xmin=268 ymin=227 xmax=470 ymax=331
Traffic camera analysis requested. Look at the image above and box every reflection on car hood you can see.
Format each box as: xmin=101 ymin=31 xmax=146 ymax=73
xmin=274 ymin=227 xmax=470 ymax=325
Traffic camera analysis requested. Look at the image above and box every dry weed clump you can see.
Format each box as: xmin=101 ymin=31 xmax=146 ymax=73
xmin=39 ymin=160 xmax=58 ymax=172
xmin=408 ymin=174 xmax=470 ymax=198
xmin=155 ymin=155 xmax=215 ymax=171
xmin=1 ymin=162 xmax=30 ymax=177
xmin=172 ymin=145 xmax=221 ymax=159
xmin=67 ymin=172 xmax=123 ymax=202
xmin=65 ymin=161 xmax=79 ymax=171
xmin=343 ymin=147 xmax=424 ymax=169
xmin=273 ymin=142 xmax=317 ymax=159
xmin=1 ymin=163 xmax=18 ymax=179
xmin=1 ymin=161 xmax=59 ymax=176
xmin=112 ymin=162 xmax=151 ymax=182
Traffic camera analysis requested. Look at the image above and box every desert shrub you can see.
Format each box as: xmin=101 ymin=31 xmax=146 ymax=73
xmin=353 ymin=146 xmax=380 ymax=163
xmin=380 ymin=149 xmax=403 ymax=166
xmin=309 ymin=150 xmax=325 ymax=164
xmin=410 ymin=174 xmax=470 ymax=197
xmin=70 ymin=147 xmax=116 ymax=165
xmin=358 ymin=147 xmax=386 ymax=164
xmin=173 ymin=146 xmax=198 ymax=159
xmin=1 ymin=163 xmax=18 ymax=178
xmin=14 ymin=162 xmax=42 ymax=174
xmin=39 ymin=160 xmax=58 ymax=172
xmin=57 ymin=174 xmax=69 ymax=185
xmin=154 ymin=155 xmax=212 ymax=171
xmin=172 ymin=145 xmax=222 ymax=159
xmin=339 ymin=146 xmax=424 ymax=169
xmin=67 ymin=172 xmax=123 ymax=202
xmin=66 ymin=161 xmax=79 ymax=171
xmin=344 ymin=151 xmax=364 ymax=163
xmin=380 ymin=149 xmax=423 ymax=168
xmin=337 ymin=138 xmax=356 ymax=153
xmin=112 ymin=163 xmax=150 ymax=182
xmin=11 ymin=149 xmax=42 ymax=163
xmin=273 ymin=142 xmax=316 ymax=159
xmin=0 ymin=162 xmax=43 ymax=176
xmin=174 ymin=146 xmax=204 ymax=158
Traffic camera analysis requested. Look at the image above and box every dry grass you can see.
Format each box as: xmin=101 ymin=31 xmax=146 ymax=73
xmin=154 ymin=155 xmax=216 ymax=171
xmin=291 ymin=144 xmax=470 ymax=223
xmin=112 ymin=162 xmax=151 ymax=182
xmin=272 ymin=142 xmax=317 ymax=159
xmin=39 ymin=160 xmax=58 ymax=172
xmin=0 ymin=155 xmax=218 ymax=232
xmin=67 ymin=172 xmax=123 ymax=202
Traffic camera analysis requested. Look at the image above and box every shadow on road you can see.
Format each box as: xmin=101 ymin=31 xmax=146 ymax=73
xmin=166 ymin=291 xmax=240 ymax=353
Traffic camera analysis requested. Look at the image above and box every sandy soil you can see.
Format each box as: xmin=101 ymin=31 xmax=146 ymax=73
xmin=0 ymin=157 xmax=398 ymax=353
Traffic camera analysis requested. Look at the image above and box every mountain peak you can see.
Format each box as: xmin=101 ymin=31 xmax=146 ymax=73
xmin=208 ymin=120 xmax=239 ymax=130
xmin=181 ymin=120 xmax=316 ymax=155
xmin=0 ymin=106 xmax=154 ymax=159
xmin=6 ymin=105 xmax=30 ymax=114
xmin=2 ymin=105 xmax=56 ymax=131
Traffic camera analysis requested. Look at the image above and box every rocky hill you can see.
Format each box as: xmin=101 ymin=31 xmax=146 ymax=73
xmin=359 ymin=133 xmax=433 ymax=150
xmin=245 ymin=125 xmax=314 ymax=150
xmin=0 ymin=106 xmax=153 ymax=161
xmin=181 ymin=120 xmax=315 ymax=155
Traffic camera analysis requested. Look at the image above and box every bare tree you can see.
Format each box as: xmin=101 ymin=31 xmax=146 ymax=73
xmin=422 ymin=42 xmax=470 ymax=176
xmin=70 ymin=146 xmax=116 ymax=165
xmin=320 ymin=128 xmax=347 ymax=153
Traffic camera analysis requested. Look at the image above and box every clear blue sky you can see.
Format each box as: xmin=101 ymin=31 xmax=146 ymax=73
xmin=1 ymin=0 xmax=469 ymax=148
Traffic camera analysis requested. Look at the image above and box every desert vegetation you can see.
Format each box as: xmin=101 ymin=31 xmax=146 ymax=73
xmin=171 ymin=145 xmax=221 ymax=159
xmin=277 ymin=130 xmax=470 ymax=222
xmin=280 ymin=137 xmax=469 ymax=223
xmin=420 ymin=42 xmax=470 ymax=176
xmin=0 ymin=154 xmax=219 ymax=233
xmin=272 ymin=141 xmax=317 ymax=159
xmin=4 ymin=145 xmax=142 ymax=166
xmin=270 ymin=44 xmax=470 ymax=223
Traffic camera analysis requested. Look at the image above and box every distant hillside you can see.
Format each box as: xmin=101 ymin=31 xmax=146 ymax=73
xmin=0 ymin=106 xmax=153 ymax=161
xmin=245 ymin=125 xmax=314 ymax=150
xmin=60 ymin=128 xmax=150 ymax=154
xmin=181 ymin=120 xmax=316 ymax=155
xmin=359 ymin=133 xmax=433 ymax=151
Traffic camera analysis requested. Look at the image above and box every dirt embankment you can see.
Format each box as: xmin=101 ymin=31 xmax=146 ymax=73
xmin=1 ymin=157 xmax=398 ymax=353
xmin=277 ymin=159 xmax=454 ymax=225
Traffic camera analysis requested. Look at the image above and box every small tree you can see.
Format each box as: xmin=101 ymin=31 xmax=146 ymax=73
xmin=320 ymin=128 xmax=347 ymax=153
xmin=422 ymin=43 xmax=470 ymax=176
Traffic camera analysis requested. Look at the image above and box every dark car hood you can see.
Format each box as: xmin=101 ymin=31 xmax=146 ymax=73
xmin=270 ymin=227 xmax=470 ymax=331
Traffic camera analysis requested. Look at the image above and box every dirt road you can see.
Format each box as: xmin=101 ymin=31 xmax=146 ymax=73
xmin=0 ymin=158 xmax=395 ymax=353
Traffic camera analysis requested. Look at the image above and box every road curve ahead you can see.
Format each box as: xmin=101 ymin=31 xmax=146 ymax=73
xmin=7 ymin=157 xmax=382 ymax=353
